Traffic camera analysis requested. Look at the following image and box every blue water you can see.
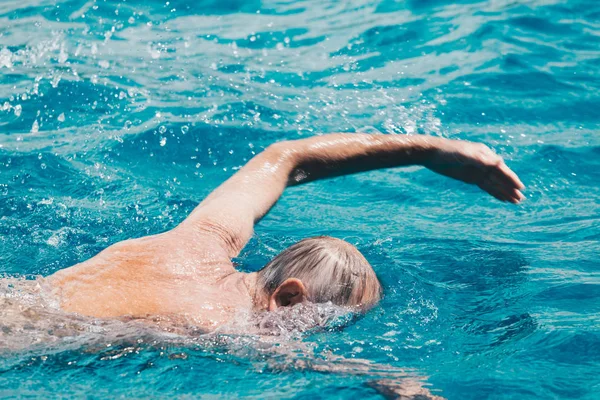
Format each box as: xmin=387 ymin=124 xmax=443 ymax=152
xmin=1 ymin=0 xmax=599 ymax=398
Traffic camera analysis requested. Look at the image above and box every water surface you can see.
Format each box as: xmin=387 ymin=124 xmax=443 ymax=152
xmin=1 ymin=0 xmax=599 ymax=398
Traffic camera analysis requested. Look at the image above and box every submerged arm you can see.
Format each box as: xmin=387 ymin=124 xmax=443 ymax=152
xmin=178 ymin=133 xmax=524 ymax=257
xmin=265 ymin=340 xmax=445 ymax=399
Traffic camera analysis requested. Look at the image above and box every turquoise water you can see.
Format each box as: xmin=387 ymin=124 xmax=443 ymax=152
xmin=1 ymin=0 xmax=599 ymax=398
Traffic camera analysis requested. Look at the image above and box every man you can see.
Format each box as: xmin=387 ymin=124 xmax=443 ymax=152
xmin=48 ymin=133 xmax=524 ymax=331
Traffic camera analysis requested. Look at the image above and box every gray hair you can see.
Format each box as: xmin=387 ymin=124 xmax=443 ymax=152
xmin=257 ymin=236 xmax=382 ymax=309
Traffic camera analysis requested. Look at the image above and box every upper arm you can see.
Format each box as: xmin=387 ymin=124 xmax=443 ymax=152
xmin=176 ymin=143 xmax=296 ymax=258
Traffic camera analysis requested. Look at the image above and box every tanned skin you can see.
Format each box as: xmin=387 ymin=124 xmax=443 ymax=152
xmin=48 ymin=133 xmax=525 ymax=331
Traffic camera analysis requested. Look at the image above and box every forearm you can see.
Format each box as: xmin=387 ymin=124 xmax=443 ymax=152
xmin=278 ymin=133 xmax=443 ymax=185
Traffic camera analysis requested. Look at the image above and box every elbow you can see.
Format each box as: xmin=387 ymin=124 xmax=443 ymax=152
xmin=261 ymin=140 xmax=306 ymax=186
xmin=263 ymin=140 xmax=298 ymax=167
xmin=264 ymin=140 xmax=293 ymax=156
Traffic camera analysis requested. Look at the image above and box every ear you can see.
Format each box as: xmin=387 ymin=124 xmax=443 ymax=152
xmin=268 ymin=278 xmax=308 ymax=311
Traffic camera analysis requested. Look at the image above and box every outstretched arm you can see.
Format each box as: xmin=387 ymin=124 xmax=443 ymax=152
xmin=177 ymin=133 xmax=524 ymax=257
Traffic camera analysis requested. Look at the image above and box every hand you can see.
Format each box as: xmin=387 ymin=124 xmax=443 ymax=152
xmin=425 ymin=139 xmax=525 ymax=203
xmin=367 ymin=379 xmax=446 ymax=400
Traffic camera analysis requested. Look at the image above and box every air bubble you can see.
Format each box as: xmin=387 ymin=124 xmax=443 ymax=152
xmin=181 ymin=125 xmax=189 ymax=134
xmin=158 ymin=125 xmax=167 ymax=134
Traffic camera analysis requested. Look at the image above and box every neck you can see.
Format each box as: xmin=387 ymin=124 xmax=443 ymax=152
xmin=217 ymin=271 xmax=270 ymax=313
xmin=241 ymin=272 xmax=269 ymax=311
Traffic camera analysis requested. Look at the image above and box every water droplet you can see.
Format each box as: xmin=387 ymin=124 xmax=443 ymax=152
xmin=57 ymin=113 xmax=65 ymax=122
xmin=0 ymin=49 xmax=15 ymax=70
xmin=159 ymin=137 xmax=167 ymax=146
xmin=181 ymin=125 xmax=189 ymax=134
xmin=58 ymin=46 xmax=68 ymax=64
xmin=51 ymin=75 xmax=61 ymax=88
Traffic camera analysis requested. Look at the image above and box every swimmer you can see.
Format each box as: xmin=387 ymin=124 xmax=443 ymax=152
xmin=47 ymin=133 xmax=524 ymax=330
xmin=5 ymin=133 xmax=524 ymax=399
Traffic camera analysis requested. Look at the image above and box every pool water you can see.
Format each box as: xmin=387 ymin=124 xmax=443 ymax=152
xmin=1 ymin=0 xmax=599 ymax=398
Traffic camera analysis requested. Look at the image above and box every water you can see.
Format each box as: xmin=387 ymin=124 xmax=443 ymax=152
xmin=1 ymin=0 xmax=599 ymax=398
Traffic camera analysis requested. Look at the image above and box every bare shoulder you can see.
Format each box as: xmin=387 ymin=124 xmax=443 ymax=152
xmin=112 ymin=228 xmax=236 ymax=274
xmin=176 ymin=209 xmax=252 ymax=259
xmin=51 ymin=227 xmax=236 ymax=283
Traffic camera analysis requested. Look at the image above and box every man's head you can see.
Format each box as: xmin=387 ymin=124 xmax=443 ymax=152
xmin=256 ymin=236 xmax=382 ymax=311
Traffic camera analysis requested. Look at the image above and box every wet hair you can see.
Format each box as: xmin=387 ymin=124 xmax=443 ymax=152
xmin=256 ymin=236 xmax=382 ymax=309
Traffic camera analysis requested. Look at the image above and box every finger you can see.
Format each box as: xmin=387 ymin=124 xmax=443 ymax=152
xmin=485 ymin=174 xmax=522 ymax=203
xmin=486 ymin=165 xmax=525 ymax=204
xmin=495 ymin=186 xmax=524 ymax=204
xmin=481 ymin=175 xmax=524 ymax=203
xmin=479 ymin=182 xmax=508 ymax=202
xmin=511 ymin=188 xmax=526 ymax=203
xmin=496 ymin=162 xmax=525 ymax=190
xmin=506 ymin=194 xmax=521 ymax=204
